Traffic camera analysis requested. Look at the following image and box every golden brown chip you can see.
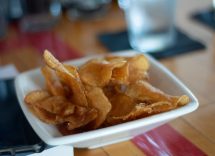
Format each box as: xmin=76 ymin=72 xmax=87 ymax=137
xmin=25 ymin=90 xmax=50 ymax=106
xmin=31 ymin=106 xmax=64 ymax=124
xmin=111 ymin=63 xmax=129 ymax=84
xmin=176 ymin=95 xmax=190 ymax=106
xmin=147 ymin=101 xmax=175 ymax=113
xmin=29 ymin=94 xmax=98 ymax=128
xmin=125 ymin=80 xmax=182 ymax=105
xmin=41 ymin=66 xmax=66 ymax=96
xmin=43 ymin=50 xmax=70 ymax=76
xmin=105 ymin=55 xmax=126 ymax=63
xmin=105 ymin=55 xmax=129 ymax=84
xmin=66 ymin=108 xmax=98 ymax=130
xmin=34 ymin=96 xmax=75 ymax=116
xmin=105 ymin=101 xmax=174 ymax=125
xmin=64 ymin=65 xmax=79 ymax=79
xmin=43 ymin=50 xmax=88 ymax=107
xmin=56 ymin=70 xmax=88 ymax=106
xmin=79 ymin=57 xmax=127 ymax=87
xmin=105 ymin=103 xmax=152 ymax=126
xmin=85 ymin=86 xmax=112 ymax=129
xmin=105 ymin=57 xmax=127 ymax=68
xmin=79 ymin=59 xmax=114 ymax=87
xmin=128 ymin=54 xmax=149 ymax=72
xmin=128 ymin=55 xmax=149 ymax=83
xmin=108 ymin=93 xmax=135 ymax=117
xmin=25 ymin=90 xmax=65 ymax=124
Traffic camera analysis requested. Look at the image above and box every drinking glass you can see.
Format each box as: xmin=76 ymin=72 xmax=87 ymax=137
xmin=119 ymin=0 xmax=176 ymax=52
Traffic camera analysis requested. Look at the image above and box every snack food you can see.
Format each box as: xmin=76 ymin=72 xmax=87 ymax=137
xmin=24 ymin=50 xmax=189 ymax=135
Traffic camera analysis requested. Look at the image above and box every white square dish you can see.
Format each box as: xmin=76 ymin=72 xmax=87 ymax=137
xmin=15 ymin=50 xmax=198 ymax=148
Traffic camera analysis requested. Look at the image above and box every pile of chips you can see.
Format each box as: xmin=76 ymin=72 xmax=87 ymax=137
xmin=24 ymin=50 xmax=189 ymax=135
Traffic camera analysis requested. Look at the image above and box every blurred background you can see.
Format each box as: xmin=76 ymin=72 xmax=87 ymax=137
xmin=0 ymin=0 xmax=213 ymax=73
xmin=0 ymin=0 xmax=212 ymax=67
xmin=0 ymin=0 xmax=116 ymax=71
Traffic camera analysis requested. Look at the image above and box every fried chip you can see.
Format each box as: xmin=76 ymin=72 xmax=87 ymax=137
xmin=41 ymin=66 xmax=66 ymax=96
xmin=108 ymin=93 xmax=135 ymax=117
xmin=105 ymin=55 xmax=126 ymax=63
xmin=111 ymin=62 xmax=129 ymax=84
xmin=43 ymin=50 xmax=88 ymax=107
xmin=149 ymin=101 xmax=174 ymax=113
xmin=105 ymin=55 xmax=149 ymax=84
xmin=85 ymin=86 xmax=112 ymax=129
xmin=30 ymin=95 xmax=98 ymax=128
xmin=105 ymin=103 xmax=152 ymax=126
xmin=24 ymin=90 xmax=63 ymax=124
xmin=105 ymin=101 xmax=174 ymax=125
xmin=66 ymin=108 xmax=98 ymax=130
xmin=79 ymin=59 xmax=113 ymax=87
xmin=176 ymin=95 xmax=190 ymax=106
xmin=128 ymin=55 xmax=149 ymax=83
xmin=25 ymin=90 xmax=50 ymax=106
xmin=34 ymin=96 xmax=75 ymax=116
xmin=128 ymin=54 xmax=149 ymax=72
xmin=105 ymin=56 xmax=127 ymax=68
xmin=31 ymin=106 xmax=63 ymax=124
xmin=79 ymin=57 xmax=127 ymax=87
xmin=125 ymin=80 xmax=184 ymax=105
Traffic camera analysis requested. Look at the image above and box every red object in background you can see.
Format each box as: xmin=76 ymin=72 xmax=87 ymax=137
xmin=0 ymin=27 xmax=82 ymax=61
xmin=132 ymin=124 xmax=207 ymax=156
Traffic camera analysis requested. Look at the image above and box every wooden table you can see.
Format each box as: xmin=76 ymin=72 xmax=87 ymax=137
xmin=1 ymin=0 xmax=215 ymax=155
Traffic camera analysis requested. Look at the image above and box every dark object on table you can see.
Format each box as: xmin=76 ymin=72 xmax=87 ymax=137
xmin=192 ymin=8 xmax=215 ymax=31
xmin=20 ymin=0 xmax=62 ymax=32
xmin=0 ymin=0 xmax=8 ymax=38
xmin=98 ymin=29 xmax=205 ymax=59
xmin=0 ymin=79 xmax=45 ymax=155
xmin=63 ymin=0 xmax=112 ymax=20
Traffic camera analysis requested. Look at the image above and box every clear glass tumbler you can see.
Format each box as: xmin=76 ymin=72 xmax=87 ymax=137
xmin=119 ymin=0 xmax=176 ymax=52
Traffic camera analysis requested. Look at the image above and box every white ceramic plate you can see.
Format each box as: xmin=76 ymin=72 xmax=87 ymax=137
xmin=15 ymin=50 xmax=198 ymax=148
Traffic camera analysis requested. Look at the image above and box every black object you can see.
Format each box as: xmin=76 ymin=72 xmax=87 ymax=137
xmin=98 ymin=29 xmax=205 ymax=59
xmin=0 ymin=79 xmax=45 ymax=156
xmin=192 ymin=8 xmax=215 ymax=31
